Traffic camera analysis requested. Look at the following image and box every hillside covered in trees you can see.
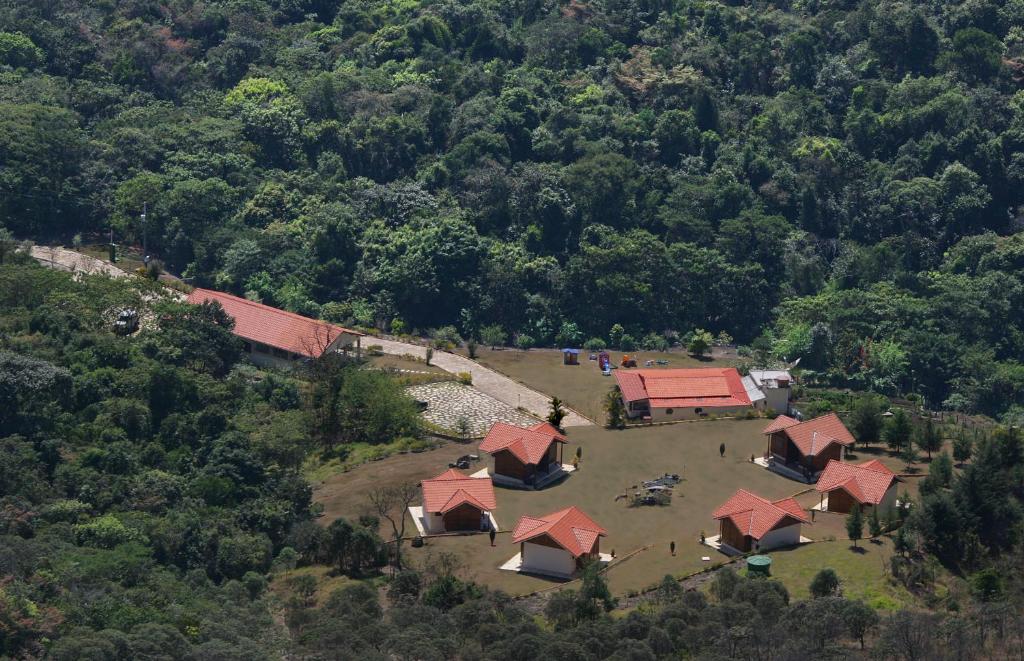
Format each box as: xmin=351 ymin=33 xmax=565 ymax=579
xmin=2 ymin=252 xmax=1024 ymax=659
xmin=3 ymin=0 xmax=1024 ymax=418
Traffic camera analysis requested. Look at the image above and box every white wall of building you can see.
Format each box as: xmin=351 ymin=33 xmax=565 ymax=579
xmin=757 ymin=523 xmax=802 ymax=551
xmin=424 ymin=511 xmax=446 ymax=534
xmin=763 ymin=387 xmax=791 ymax=415
xmin=521 ymin=542 xmax=575 ymax=577
xmin=649 ymin=404 xmax=751 ymax=422
xmin=878 ymin=484 xmax=898 ymax=512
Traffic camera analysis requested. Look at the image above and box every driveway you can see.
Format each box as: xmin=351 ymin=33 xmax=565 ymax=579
xmin=370 ymin=337 xmax=593 ymax=427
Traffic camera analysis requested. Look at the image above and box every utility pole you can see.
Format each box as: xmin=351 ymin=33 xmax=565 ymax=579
xmin=141 ymin=202 xmax=148 ymax=264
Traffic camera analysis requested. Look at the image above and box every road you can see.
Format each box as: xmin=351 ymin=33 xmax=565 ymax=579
xmin=370 ymin=336 xmax=593 ymax=427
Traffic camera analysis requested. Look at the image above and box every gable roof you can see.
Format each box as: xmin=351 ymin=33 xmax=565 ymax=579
xmin=765 ymin=412 xmax=855 ymax=457
xmin=713 ymin=489 xmax=810 ymax=540
xmin=816 ymin=459 xmax=897 ymax=505
xmin=511 ymin=506 xmax=606 ymax=557
xmin=614 ymin=368 xmax=751 ymax=408
xmin=421 ymin=468 xmax=497 ymax=514
xmin=762 ymin=415 xmax=800 ymax=434
xmin=186 ymin=288 xmax=363 ymax=359
xmin=479 ymin=421 xmax=567 ymax=466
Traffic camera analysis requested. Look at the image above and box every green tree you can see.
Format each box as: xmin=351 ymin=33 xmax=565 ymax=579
xmin=809 ymin=568 xmax=840 ymax=598
xmin=846 ymin=505 xmax=863 ymax=547
xmin=548 ymin=397 xmax=567 ymax=429
xmin=480 ymin=324 xmax=506 ymax=348
xmin=609 ymin=324 xmax=625 ymax=349
xmin=850 ymin=396 xmax=884 ymax=447
xmin=843 ymin=600 xmax=879 ymax=649
xmin=868 ymin=507 xmax=883 ymax=538
xmin=605 ymin=387 xmax=626 ymax=429
xmin=884 ymin=408 xmax=912 ymax=453
xmin=915 ymin=418 xmax=942 ymax=460
xmin=953 ymin=432 xmax=973 ymax=465
xmin=688 ymin=329 xmax=713 ymax=357
xmin=946 ymin=28 xmax=1004 ymax=81
xmin=0 ymin=32 xmax=44 ymax=69
xmin=930 ymin=451 xmax=954 ymax=488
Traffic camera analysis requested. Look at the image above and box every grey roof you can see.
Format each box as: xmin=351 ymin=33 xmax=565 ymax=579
xmin=749 ymin=370 xmax=792 ymax=389
xmin=742 ymin=375 xmax=767 ymax=402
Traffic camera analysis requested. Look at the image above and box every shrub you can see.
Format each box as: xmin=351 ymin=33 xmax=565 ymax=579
xmin=457 ymin=372 xmax=472 ymax=385
xmin=619 ymin=333 xmax=636 ymax=352
xmin=430 ymin=325 xmax=462 ymax=349
xmin=642 ymin=333 xmax=669 ymax=352
xmin=809 ymin=568 xmax=840 ymax=598
xmin=583 ymin=337 xmax=607 ymax=351
xmin=515 ymin=334 xmax=535 ymax=350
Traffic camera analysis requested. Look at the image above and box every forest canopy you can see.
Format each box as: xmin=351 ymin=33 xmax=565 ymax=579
xmin=1 ymin=0 xmax=1023 ymax=420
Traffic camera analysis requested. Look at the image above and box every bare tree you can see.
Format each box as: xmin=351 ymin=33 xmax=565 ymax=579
xmin=368 ymin=483 xmax=418 ymax=571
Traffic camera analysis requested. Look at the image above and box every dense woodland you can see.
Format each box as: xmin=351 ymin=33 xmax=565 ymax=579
xmin=2 ymin=0 xmax=1024 ymax=419
xmin=4 ymin=0 xmax=1024 ymax=657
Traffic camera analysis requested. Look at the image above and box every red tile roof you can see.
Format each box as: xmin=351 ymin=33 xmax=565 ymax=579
xmin=764 ymin=412 xmax=855 ymax=457
xmin=615 ymin=371 xmax=647 ymax=402
xmin=511 ymin=506 xmax=606 ymax=557
xmin=528 ymin=421 xmax=568 ymax=442
xmin=816 ymin=459 xmax=897 ymax=506
xmin=421 ymin=468 xmax=497 ymax=514
xmin=713 ymin=489 xmax=810 ymax=540
xmin=614 ymin=368 xmax=751 ymax=408
xmin=762 ymin=415 xmax=800 ymax=434
xmin=479 ymin=422 xmax=567 ymax=466
xmin=187 ymin=288 xmax=362 ymax=359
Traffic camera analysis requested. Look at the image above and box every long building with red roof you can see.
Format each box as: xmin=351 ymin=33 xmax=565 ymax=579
xmin=614 ymin=367 xmax=752 ymax=422
xmin=419 ymin=468 xmax=497 ymax=534
xmin=186 ymin=288 xmax=363 ymax=367
xmin=712 ymin=489 xmax=810 ymax=553
xmin=763 ymin=412 xmax=856 ymax=477
xmin=511 ymin=506 xmax=606 ymax=577
xmin=815 ymin=459 xmax=899 ymax=514
xmin=479 ymin=421 xmax=569 ymax=487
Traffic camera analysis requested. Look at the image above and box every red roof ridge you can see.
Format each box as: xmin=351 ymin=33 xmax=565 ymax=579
xmin=479 ymin=421 xmax=567 ymax=466
xmin=511 ymin=506 xmax=606 ymax=557
xmin=713 ymin=489 xmax=809 ymax=539
xmin=189 ymin=288 xmax=363 ymax=335
xmin=421 ymin=468 xmax=497 ymax=514
xmin=816 ymin=459 xmax=897 ymax=505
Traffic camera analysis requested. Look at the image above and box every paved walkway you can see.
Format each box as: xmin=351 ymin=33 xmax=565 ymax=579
xmin=29 ymin=245 xmax=129 ymax=279
xmin=373 ymin=337 xmax=592 ymax=427
xmin=406 ymin=381 xmax=539 ymax=437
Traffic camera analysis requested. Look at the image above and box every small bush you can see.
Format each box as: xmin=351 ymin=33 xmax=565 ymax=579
xmin=583 ymin=337 xmax=607 ymax=351
xmin=457 ymin=371 xmax=472 ymax=385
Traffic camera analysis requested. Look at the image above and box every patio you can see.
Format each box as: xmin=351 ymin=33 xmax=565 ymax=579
xmin=499 ymin=551 xmax=613 ymax=579
xmin=473 ymin=463 xmax=577 ymax=490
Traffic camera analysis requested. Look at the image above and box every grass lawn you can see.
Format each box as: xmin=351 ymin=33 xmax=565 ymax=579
xmin=461 ymin=347 xmax=741 ymax=422
xmin=761 ymin=536 xmax=914 ymax=611
xmin=311 ymin=393 xmax=949 ymax=601
xmin=315 ymin=418 xmax=857 ymax=598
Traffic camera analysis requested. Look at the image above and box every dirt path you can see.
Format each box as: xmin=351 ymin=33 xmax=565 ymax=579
xmin=369 ymin=336 xmax=592 ymax=427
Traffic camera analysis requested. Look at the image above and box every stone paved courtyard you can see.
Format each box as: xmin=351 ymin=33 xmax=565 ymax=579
xmin=406 ymin=381 xmax=539 ymax=437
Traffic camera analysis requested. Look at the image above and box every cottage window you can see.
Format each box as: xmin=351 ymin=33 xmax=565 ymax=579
xmin=665 ymin=408 xmax=674 ymax=414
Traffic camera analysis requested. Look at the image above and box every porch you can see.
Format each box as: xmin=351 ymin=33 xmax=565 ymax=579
xmin=474 ymin=463 xmax=576 ymax=490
